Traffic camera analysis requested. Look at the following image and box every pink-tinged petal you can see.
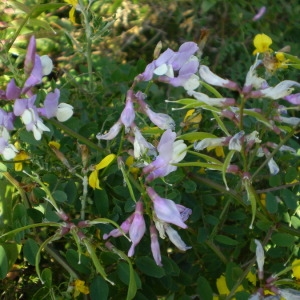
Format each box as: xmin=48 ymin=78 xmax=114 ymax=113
xmin=120 ymin=99 xmax=135 ymax=128
xmin=103 ymin=214 xmax=134 ymax=240
xmin=150 ymin=224 xmax=162 ymax=266
xmin=128 ymin=201 xmax=146 ymax=257
xmin=252 ymin=6 xmax=266 ymax=21
xmin=96 ymin=121 xmax=122 ymax=140
xmin=147 ymin=187 xmax=187 ymax=229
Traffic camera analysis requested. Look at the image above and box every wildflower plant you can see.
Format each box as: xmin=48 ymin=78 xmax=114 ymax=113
xmin=0 ymin=1 xmax=300 ymax=299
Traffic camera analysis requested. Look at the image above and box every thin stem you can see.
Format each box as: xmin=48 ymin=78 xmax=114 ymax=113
xmin=205 ymin=239 xmax=228 ymax=264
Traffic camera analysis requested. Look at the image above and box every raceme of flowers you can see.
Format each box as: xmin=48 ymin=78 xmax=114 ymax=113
xmin=0 ymin=36 xmax=73 ymax=160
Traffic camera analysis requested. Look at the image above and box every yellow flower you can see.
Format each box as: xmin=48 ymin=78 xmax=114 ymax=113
xmin=216 ymin=275 xmax=244 ymax=298
xmin=125 ymin=156 xmax=140 ymax=177
xmin=253 ymin=33 xmax=273 ymax=55
xmin=88 ymin=154 xmax=116 ymax=189
xmin=48 ymin=141 xmax=61 ymax=150
xmin=292 ymin=259 xmax=300 ymax=279
xmin=259 ymin=193 xmax=266 ymax=207
xmin=246 ymin=270 xmax=257 ymax=286
xmin=73 ymin=279 xmax=89 ymax=297
xmin=183 ymin=109 xmax=202 ymax=130
xmin=275 ymin=52 xmax=289 ymax=69
xmin=64 ymin=0 xmax=78 ymax=24
xmin=14 ymin=151 xmax=30 ymax=171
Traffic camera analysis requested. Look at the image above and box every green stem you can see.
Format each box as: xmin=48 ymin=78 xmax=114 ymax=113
xmin=47 ymin=119 xmax=103 ymax=152
xmin=205 ymin=239 xmax=228 ymax=264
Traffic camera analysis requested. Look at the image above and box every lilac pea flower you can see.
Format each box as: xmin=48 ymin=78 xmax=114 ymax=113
xmin=24 ymin=36 xmax=36 ymax=75
xmin=199 ymin=65 xmax=240 ymax=91
xmin=0 ymin=137 xmax=18 ymax=160
xmin=146 ymin=187 xmax=189 ymax=229
xmin=176 ymin=204 xmax=192 ymax=222
xmin=103 ymin=214 xmax=134 ymax=240
xmin=284 ymin=93 xmax=300 ymax=105
xmin=150 ymin=224 xmax=162 ymax=266
xmin=96 ymin=120 xmax=122 ymax=140
xmin=14 ymin=96 xmax=50 ymax=140
xmin=0 ymin=109 xmax=14 ymax=131
xmin=252 ymin=6 xmax=266 ymax=21
xmin=6 ymin=79 xmax=21 ymax=100
xmin=120 ymin=90 xmax=135 ymax=130
xmin=165 ymin=225 xmax=191 ymax=251
xmin=143 ymin=129 xmax=187 ymax=181
xmin=128 ymin=201 xmax=146 ymax=257
xmin=144 ymin=106 xmax=175 ymax=130
xmin=38 ymin=89 xmax=73 ymax=122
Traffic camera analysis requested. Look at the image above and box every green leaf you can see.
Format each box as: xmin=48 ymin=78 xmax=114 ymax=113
xmin=135 ymin=256 xmax=165 ymax=278
xmin=66 ymin=249 xmax=92 ymax=275
xmin=271 ymin=233 xmax=295 ymax=247
xmin=178 ymin=132 xmax=217 ymax=141
xmin=222 ymin=150 xmax=235 ymax=190
xmin=280 ymin=189 xmax=298 ymax=210
xmin=23 ymin=238 xmax=39 ymax=266
xmin=64 ymin=180 xmax=77 ymax=203
xmin=41 ymin=268 xmax=52 ymax=288
xmin=32 ymin=287 xmax=50 ymax=300
xmin=243 ymin=109 xmax=273 ymax=129
xmin=183 ymin=179 xmax=197 ymax=193
xmin=215 ymin=235 xmax=239 ymax=246
xmin=197 ymin=276 xmax=213 ymax=300
xmin=117 ymin=261 xmax=141 ymax=289
xmin=90 ymin=275 xmax=109 ymax=300
xmin=52 ymin=190 xmax=67 ymax=203
xmin=0 ymin=162 xmax=7 ymax=172
xmin=266 ymin=193 xmax=278 ymax=213
xmin=225 ymin=262 xmax=243 ymax=290
xmin=285 ymin=167 xmax=298 ymax=183
xmin=0 ymin=245 xmax=9 ymax=279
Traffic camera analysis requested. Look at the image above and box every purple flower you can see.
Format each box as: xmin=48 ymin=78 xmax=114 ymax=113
xmin=38 ymin=89 xmax=73 ymax=122
xmin=0 ymin=109 xmax=14 ymax=131
xmin=6 ymin=79 xmax=21 ymax=100
xmin=128 ymin=201 xmax=146 ymax=257
xmin=120 ymin=90 xmax=135 ymax=129
xmin=137 ymin=42 xmax=199 ymax=90
xmin=146 ymin=187 xmax=191 ymax=229
xmin=150 ymin=224 xmax=162 ymax=266
xmin=14 ymin=96 xmax=50 ymax=140
xmin=144 ymin=107 xmax=175 ymax=130
xmin=103 ymin=214 xmax=134 ymax=240
xmin=252 ymin=6 xmax=266 ymax=21
xmin=284 ymin=93 xmax=300 ymax=105
xmin=143 ymin=129 xmax=187 ymax=181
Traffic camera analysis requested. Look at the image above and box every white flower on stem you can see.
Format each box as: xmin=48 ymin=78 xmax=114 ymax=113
xmin=244 ymin=59 xmax=268 ymax=91
xmin=267 ymin=157 xmax=280 ymax=175
xmin=96 ymin=121 xmax=122 ymax=140
xmin=254 ymin=239 xmax=265 ymax=280
xmin=277 ymin=116 xmax=300 ymax=126
xmin=165 ymin=225 xmax=191 ymax=251
xmin=260 ymin=80 xmax=300 ymax=99
xmin=0 ymin=137 xmax=18 ymax=160
xmin=229 ymin=131 xmax=245 ymax=151
xmin=194 ymin=137 xmax=227 ymax=151
xmin=132 ymin=126 xmax=156 ymax=158
xmin=199 ymin=65 xmax=239 ymax=90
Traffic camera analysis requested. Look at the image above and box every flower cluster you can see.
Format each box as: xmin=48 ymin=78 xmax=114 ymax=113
xmin=0 ymin=36 xmax=73 ymax=160
xmin=97 ymin=42 xmax=200 ymax=265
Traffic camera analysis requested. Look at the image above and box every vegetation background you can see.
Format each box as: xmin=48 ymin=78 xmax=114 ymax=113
xmin=0 ymin=0 xmax=300 ymax=299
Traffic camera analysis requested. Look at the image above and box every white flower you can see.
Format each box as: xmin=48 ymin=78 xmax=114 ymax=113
xmin=229 ymin=131 xmax=245 ymax=151
xmin=165 ymin=225 xmax=191 ymax=251
xmin=268 ymin=157 xmax=280 ymax=175
xmin=279 ymin=288 xmax=300 ymax=300
xmin=199 ymin=65 xmax=230 ymax=87
xmin=188 ymin=90 xmax=235 ymax=107
xmin=194 ymin=137 xmax=227 ymax=151
xmin=246 ymin=131 xmax=261 ymax=144
xmin=244 ymin=59 xmax=268 ymax=90
xmin=40 ymin=55 xmax=53 ymax=76
xmin=254 ymin=239 xmax=265 ymax=279
xmin=278 ymin=116 xmax=300 ymax=126
xmin=172 ymin=140 xmax=187 ymax=163
xmin=96 ymin=121 xmax=122 ymax=140
xmin=260 ymin=80 xmax=300 ymax=99
xmin=183 ymin=74 xmax=200 ymax=91
xmin=56 ymin=103 xmax=73 ymax=122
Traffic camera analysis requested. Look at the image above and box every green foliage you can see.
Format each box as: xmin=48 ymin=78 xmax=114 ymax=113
xmin=0 ymin=0 xmax=300 ymax=299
